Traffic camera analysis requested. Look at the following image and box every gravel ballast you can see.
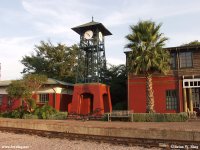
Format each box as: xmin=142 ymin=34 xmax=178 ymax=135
xmin=0 ymin=131 xmax=160 ymax=150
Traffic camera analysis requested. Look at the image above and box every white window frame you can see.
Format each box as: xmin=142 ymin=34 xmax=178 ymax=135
xmin=39 ymin=94 xmax=49 ymax=103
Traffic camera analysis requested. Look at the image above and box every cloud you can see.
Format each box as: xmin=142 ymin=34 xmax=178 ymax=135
xmin=107 ymin=57 xmax=125 ymax=66
xmin=1 ymin=0 xmax=200 ymax=80
xmin=0 ymin=36 xmax=37 ymax=80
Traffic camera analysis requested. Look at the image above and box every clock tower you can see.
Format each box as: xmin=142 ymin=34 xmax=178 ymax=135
xmin=72 ymin=19 xmax=112 ymax=83
xmin=70 ymin=19 xmax=112 ymax=115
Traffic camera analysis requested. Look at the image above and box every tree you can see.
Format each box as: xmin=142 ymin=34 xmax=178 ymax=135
xmin=21 ymin=41 xmax=79 ymax=83
xmin=181 ymin=40 xmax=200 ymax=46
xmin=6 ymin=80 xmax=31 ymax=114
xmin=23 ymin=74 xmax=47 ymax=92
xmin=105 ymin=64 xmax=127 ymax=110
xmin=125 ymin=20 xmax=170 ymax=113
xmin=6 ymin=74 xmax=47 ymax=114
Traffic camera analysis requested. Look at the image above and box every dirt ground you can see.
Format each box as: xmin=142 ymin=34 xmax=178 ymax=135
xmin=0 ymin=131 xmax=161 ymax=150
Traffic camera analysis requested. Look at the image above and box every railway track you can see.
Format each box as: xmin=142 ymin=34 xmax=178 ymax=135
xmin=0 ymin=127 xmax=199 ymax=149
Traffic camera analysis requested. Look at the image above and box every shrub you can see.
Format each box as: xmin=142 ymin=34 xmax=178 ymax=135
xmin=48 ymin=112 xmax=68 ymax=120
xmin=1 ymin=111 xmax=13 ymax=118
xmin=10 ymin=109 xmax=21 ymax=118
xmin=33 ymin=104 xmax=57 ymax=119
xmin=23 ymin=114 xmax=38 ymax=119
xmin=102 ymin=113 xmax=109 ymax=121
xmin=130 ymin=113 xmax=146 ymax=122
xmin=131 ymin=113 xmax=188 ymax=122
xmin=26 ymin=98 xmax=36 ymax=111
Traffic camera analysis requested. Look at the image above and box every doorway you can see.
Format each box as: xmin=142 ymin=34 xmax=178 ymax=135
xmin=80 ymin=93 xmax=93 ymax=115
xmin=103 ymin=94 xmax=110 ymax=113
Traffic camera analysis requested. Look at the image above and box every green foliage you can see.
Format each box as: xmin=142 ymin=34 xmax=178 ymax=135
xmin=125 ymin=20 xmax=170 ymax=75
xmin=6 ymin=80 xmax=31 ymax=100
xmin=105 ymin=64 xmax=127 ymax=109
xmin=33 ymin=104 xmax=57 ymax=119
xmin=6 ymin=74 xmax=47 ymax=113
xmin=48 ymin=112 xmax=68 ymax=120
xmin=1 ymin=112 xmax=13 ymax=118
xmin=102 ymin=113 xmax=109 ymax=121
xmin=21 ymin=41 xmax=79 ymax=83
xmin=1 ymin=107 xmax=26 ymax=118
xmin=23 ymin=74 xmax=47 ymax=92
xmin=26 ymin=98 xmax=37 ymax=110
xmin=181 ymin=40 xmax=200 ymax=46
xmin=131 ymin=113 xmax=188 ymax=122
xmin=125 ymin=20 xmax=169 ymax=113
xmin=23 ymin=114 xmax=38 ymax=119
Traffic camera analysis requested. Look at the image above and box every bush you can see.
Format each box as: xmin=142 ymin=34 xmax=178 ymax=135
xmin=33 ymin=104 xmax=57 ymax=119
xmin=131 ymin=113 xmax=188 ymax=122
xmin=48 ymin=112 xmax=68 ymax=120
xmin=102 ymin=113 xmax=109 ymax=121
xmin=10 ymin=109 xmax=21 ymax=118
xmin=1 ymin=112 xmax=12 ymax=118
xmin=23 ymin=114 xmax=38 ymax=119
xmin=26 ymin=98 xmax=36 ymax=110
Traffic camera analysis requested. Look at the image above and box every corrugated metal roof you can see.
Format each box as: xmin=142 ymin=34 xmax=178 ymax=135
xmin=124 ymin=45 xmax=200 ymax=54
xmin=0 ymin=78 xmax=74 ymax=87
xmin=45 ymin=78 xmax=74 ymax=86
xmin=165 ymin=45 xmax=200 ymax=51
xmin=0 ymin=80 xmax=12 ymax=86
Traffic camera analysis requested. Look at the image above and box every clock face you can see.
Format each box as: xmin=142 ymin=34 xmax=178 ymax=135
xmin=99 ymin=32 xmax=103 ymax=42
xmin=84 ymin=30 xmax=93 ymax=40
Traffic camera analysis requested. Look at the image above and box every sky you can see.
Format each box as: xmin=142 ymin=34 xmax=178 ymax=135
xmin=0 ymin=0 xmax=200 ymax=80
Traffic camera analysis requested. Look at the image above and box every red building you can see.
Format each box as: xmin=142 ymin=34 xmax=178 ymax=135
xmin=0 ymin=78 xmax=73 ymax=112
xmin=126 ymin=45 xmax=200 ymax=115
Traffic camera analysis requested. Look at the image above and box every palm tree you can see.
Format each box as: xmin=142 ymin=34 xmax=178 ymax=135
xmin=125 ymin=20 xmax=170 ymax=113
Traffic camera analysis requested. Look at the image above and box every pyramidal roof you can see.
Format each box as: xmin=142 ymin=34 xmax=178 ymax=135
xmin=72 ymin=20 xmax=112 ymax=36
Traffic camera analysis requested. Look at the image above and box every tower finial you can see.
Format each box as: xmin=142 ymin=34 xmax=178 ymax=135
xmin=92 ymin=16 xmax=94 ymax=22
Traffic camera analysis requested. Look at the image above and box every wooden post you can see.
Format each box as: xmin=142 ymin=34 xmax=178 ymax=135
xmin=189 ymin=88 xmax=193 ymax=113
xmin=183 ymin=88 xmax=188 ymax=112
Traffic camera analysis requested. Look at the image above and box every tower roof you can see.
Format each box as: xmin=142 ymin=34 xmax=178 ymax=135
xmin=72 ymin=21 xmax=112 ymax=36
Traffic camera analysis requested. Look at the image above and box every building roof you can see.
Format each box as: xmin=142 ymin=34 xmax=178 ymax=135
xmin=72 ymin=21 xmax=112 ymax=36
xmin=0 ymin=80 xmax=11 ymax=87
xmin=124 ymin=44 xmax=200 ymax=55
xmin=0 ymin=78 xmax=74 ymax=87
xmin=165 ymin=45 xmax=200 ymax=51
xmin=45 ymin=78 xmax=74 ymax=86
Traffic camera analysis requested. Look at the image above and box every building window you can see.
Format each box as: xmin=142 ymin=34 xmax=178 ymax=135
xmin=7 ymin=98 xmax=12 ymax=106
xmin=170 ymin=53 xmax=176 ymax=69
xmin=39 ymin=94 xmax=49 ymax=103
xmin=192 ymin=88 xmax=200 ymax=108
xmin=166 ymin=90 xmax=177 ymax=110
xmin=0 ymin=95 xmax=2 ymax=105
xmin=179 ymin=52 xmax=192 ymax=68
